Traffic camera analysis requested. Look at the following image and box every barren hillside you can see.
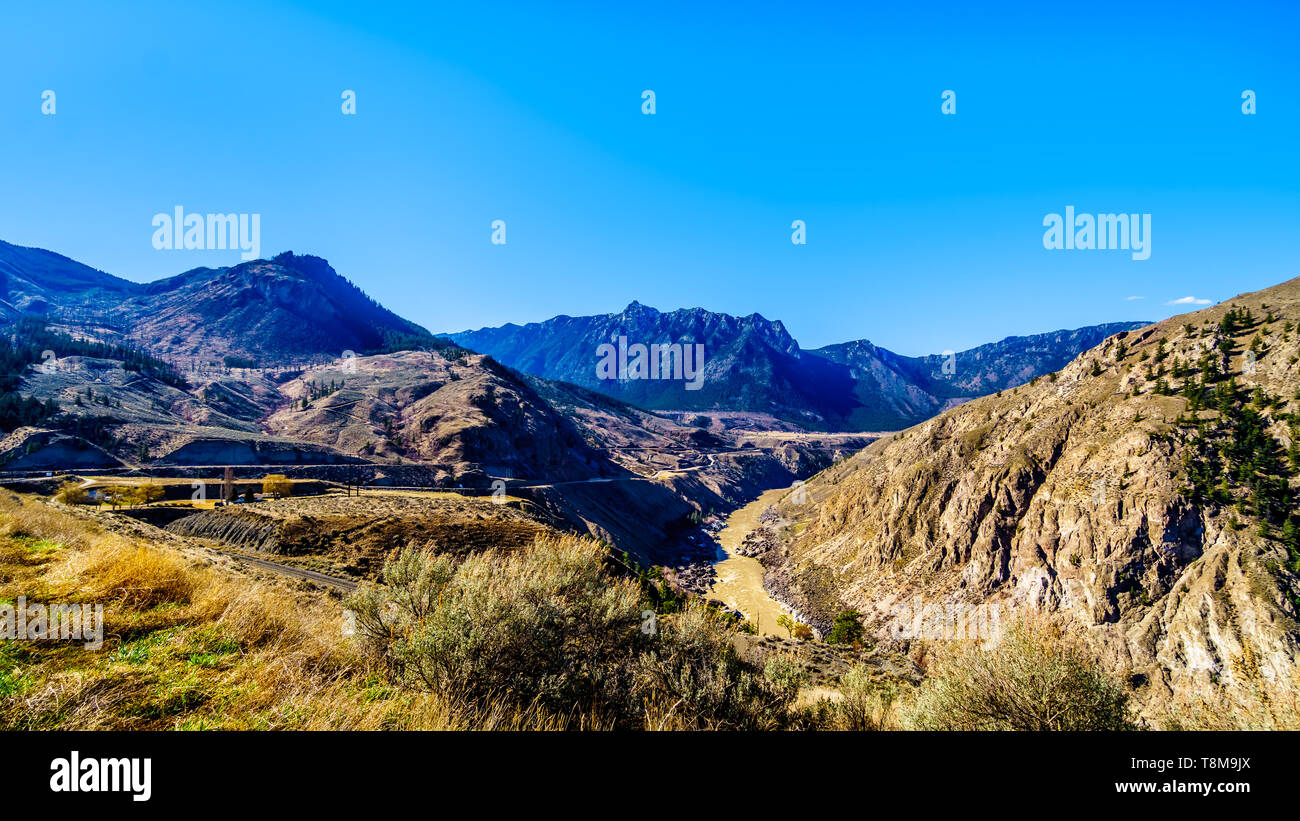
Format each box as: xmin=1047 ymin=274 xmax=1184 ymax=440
xmin=765 ymin=277 xmax=1300 ymax=716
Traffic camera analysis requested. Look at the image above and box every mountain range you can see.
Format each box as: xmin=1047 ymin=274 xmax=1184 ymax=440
xmin=3 ymin=239 xmax=1145 ymax=434
xmin=449 ymin=302 xmax=1147 ymax=430
xmin=0 ymin=240 xmax=870 ymax=560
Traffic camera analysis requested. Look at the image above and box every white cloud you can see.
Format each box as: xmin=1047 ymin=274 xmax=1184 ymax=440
xmin=1166 ymin=296 xmax=1212 ymax=306
xmin=1125 ymin=295 xmax=1144 ymax=301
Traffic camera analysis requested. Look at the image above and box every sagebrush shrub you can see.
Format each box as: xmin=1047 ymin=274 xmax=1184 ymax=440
xmin=903 ymin=619 xmax=1134 ymax=731
xmin=348 ymin=536 xmax=798 ymax=729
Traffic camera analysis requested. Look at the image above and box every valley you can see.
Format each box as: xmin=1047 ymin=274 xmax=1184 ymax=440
xmin=0 ymin=239 xmax=887 ymax=570
xmin=2 ymin=236 xmax=1297 ymax=731
xmin=7 ymin=7 xmax=1300 ymax=805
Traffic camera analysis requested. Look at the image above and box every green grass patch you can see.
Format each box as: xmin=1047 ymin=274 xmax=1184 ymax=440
xmin=15 ymin=538 xmax=62 ymax=556
xmin=184 ymin=629 xmax=242 ymax=670
xmin=0 ymin=666 xmax=33 ymax=698
xmin=0 ymin=643 xmax=36 ymax=697
xmin=110 ymin=626 xmax=185 ymax=667
xmin=126 ymin=670 xmax=211 ymax=721
xmin=187 ymin=626 xmax=242 ymax=656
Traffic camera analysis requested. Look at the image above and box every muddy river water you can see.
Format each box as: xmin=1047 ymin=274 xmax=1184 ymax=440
xmin=707 ymin=485 xmax=796 ymax=637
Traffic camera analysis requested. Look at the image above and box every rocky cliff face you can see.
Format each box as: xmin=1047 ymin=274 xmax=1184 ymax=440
xmin=767 ymin=280 xmax=1300 ymax=717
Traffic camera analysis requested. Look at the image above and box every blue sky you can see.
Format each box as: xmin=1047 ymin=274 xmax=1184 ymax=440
xmin=2 ymin=0 xmax=1297 ymax=354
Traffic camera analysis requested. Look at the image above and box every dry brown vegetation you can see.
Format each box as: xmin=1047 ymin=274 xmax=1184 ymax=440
xmin=0 ymin=492 xmax=564 ymax=729
xmin=6 ymin=490 xmax=1287 ymax=730
xmin=0 ymin=493 xmax=804 ymax=730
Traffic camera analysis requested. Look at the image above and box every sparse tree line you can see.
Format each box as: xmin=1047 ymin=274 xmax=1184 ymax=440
xmin=221 ymin=355 xmax=258 ymax=369
xmin=52 ymin=474 xmax=292 ymax=508
xmin=299 ymin=378 xmax=344 ymax=408
xmin=0 ymin=318 xmax=185 ymax=432
xmin=73 ymin=386 xmax=121 ymax=409
xmin=1113 ymin=305 xmax=1300 ymax=574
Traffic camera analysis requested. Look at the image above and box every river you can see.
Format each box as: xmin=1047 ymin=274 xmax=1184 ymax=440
xmin=707 ymin=485 xmax=796 ymax=637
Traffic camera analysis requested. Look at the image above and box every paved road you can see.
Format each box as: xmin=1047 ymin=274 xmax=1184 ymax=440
xmin=216 ymin=549 xmax=358 ymax=592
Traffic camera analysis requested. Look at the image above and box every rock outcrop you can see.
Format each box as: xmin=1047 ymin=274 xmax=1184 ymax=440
xmin=767 ymin=279 xmax=1300 ymax=718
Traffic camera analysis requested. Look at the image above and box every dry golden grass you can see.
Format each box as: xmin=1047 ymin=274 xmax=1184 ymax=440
xmin=0 ymin=493 xmax=96 ymax=550
xmin=0 ymin=492 xmax=570 ymax=730
xmin=2 ymin=492 xmax=778 ymax=731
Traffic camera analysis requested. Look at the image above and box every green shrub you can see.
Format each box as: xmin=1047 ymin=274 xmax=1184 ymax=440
xmin=348 ymin=537 xmax=642 ymax=719
xmin=763 ymin=655 xmax=805 ymax=693
xmin=348 ymin=536 xmax=798 ymax=729
xmin=797 ymin=663 xmax=899 ymax=730
xmin=53 ymin=482 xmax=91 ymax=505
xmin=903 ymin=620 xmax=1134 ymax=730
xmin=828 ymin=609 xmax=865 ymax=645
xmin=637 ymin=604 xmax=798 ymax=729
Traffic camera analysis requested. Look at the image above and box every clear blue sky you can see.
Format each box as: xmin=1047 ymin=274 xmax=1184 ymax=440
xmin=2 ymin=0 xmax=1297 ymax=354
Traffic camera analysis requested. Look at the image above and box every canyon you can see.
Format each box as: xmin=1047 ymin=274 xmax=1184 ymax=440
xmin=4 ymin=236 xmax=1296 ymax=722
